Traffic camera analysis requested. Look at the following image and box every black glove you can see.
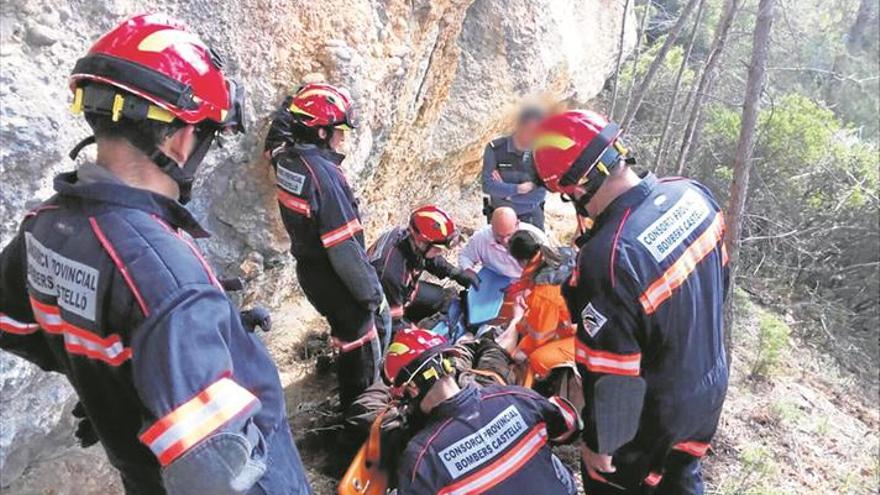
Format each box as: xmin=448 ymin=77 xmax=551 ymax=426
xmin=452 ymin=269 xmax=481 ymax=289
xmin=72 ymin=402 xmax=99 ymax=448
xmin=241 ymin=307 xmax=272 ymax=332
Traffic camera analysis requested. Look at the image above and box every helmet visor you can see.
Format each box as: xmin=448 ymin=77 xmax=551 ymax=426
xmin=220 ymin=79 xmax=246 ymax=134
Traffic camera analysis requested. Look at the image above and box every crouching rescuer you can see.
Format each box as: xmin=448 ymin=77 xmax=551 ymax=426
xmin=385 ymin=328 xmax=582 ymax=494
xmin=0 ymin=14 xmax=310 ymax=494
xmin=265 ymin=83 xmax=387 ymax=409
xmin=533 ymin=110 xmax=730 ymax=494
xmin=368 ymin=205 xmax=479 ymax=337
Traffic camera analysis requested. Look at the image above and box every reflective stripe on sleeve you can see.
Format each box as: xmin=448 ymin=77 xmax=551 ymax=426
xmin=575 ymin=339 xmax=640 ymax=376
xmin=0 ymin=314 xmax=39 ymax=335
xmin=277 ymin=189 xmax=311 ymax=217
xmin=331 ymin=326 xmax=378 ymax=353
xmin=29 ymin=298 xmax=132 ymax=366
xmin=438 ymin=424 xmax=548 ymax=495
xmin=139 ymin=377 xmax=258 ymax=466
xmin=320 ymin=219 xmax=363 ymax=248
xmin=548 ymin=396 xmax=580 ymax=442
xmin=639 ymin=213 xmax=726 ymax=314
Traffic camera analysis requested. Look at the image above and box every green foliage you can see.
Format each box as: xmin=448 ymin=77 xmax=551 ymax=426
xmin=751 ymin=310 xmax=790 ymax=378
xmin=768 ymin=398 xmax=802 ymax=424
xmin=717 ymin=443 xmax=784 ymax=495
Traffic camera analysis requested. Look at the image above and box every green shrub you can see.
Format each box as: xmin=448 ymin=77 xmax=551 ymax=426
xmin=751 ymin=311 xmax=791 ymax=378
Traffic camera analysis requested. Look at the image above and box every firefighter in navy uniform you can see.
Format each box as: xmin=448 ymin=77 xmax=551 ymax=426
xmin=384 ymin=328 xmax=582 ymax=495
xmin=481 ymin=106 xmax=547 ymax=229
xmin=0 ymin=14 xmax=310 ymax=494
xmin=368 ymin=205 xmax=479 ymax=335
xmin=266 ymin=83 xmax=386 ymax=409
xmin=533 ymin=111 xmax=730 ymax=495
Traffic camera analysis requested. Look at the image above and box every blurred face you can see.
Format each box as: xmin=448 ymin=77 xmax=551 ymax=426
xmin=515 ymin=119 xmax=541 ymax=148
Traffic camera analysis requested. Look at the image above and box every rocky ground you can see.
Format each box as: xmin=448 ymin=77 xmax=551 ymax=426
xmin=15 ymin=197 xmax=880 ymax=495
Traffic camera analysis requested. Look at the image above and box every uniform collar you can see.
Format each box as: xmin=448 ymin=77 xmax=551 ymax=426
xmin=53 ymin=170 xmax=210 ymax=238
xmin=505 ymin=135 xmax=524 ymax=155
xmin=594 ymin=172 xmax=657 ymax=228
xmin=431 ymin=383 xmax=479 ymax=419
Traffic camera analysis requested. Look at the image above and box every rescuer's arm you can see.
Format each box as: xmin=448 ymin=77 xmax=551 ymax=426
xmin=131 ymin=285 xmax=267 ymax=495
xmin=0 ymin=229 xmax=61 ymax=372
xmin=373 ymin=251 xmax=409 ymax=329
xmin=318 ymin=182 xmax=383 ymax=311
xmin=480 ymin=143 xmax=518 ymax=198
xmin=576 ymin=269 xmax=646 ymax=456
xmin=426 ymin=255 xmax=479 ymax=289
xmin=538 ymin=393 xmax=583 ymax=444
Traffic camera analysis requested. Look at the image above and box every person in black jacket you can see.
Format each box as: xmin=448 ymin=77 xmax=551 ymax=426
xmin=266 ymin=83 xmax=388 ymax=409
xmin=368 ymin=205 xmax=478 ymax=336
xmin=0 ymin=14 xmax=309 ymax=494
xmin=533 ymin=110 xmax=729 ymax=494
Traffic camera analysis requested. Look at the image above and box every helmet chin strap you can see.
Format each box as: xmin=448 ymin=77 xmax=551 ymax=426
xmin=70 ymin=128 xmax=215 ymax=205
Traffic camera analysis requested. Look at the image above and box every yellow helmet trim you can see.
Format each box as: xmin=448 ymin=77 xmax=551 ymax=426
xmin=71 ymin=87 xmax=84 ymax=114
xmin=533 ymin=133 xmax=576 ymax=151
xmin=415 ymin=211 xmax=449 ymax=237
xmin=138 ymin=29 xmax=208 ymax=54
xmin=146 ymin=105 xmax=176 ymax=123
xmin=388 ymin=342 xmax=410 ymax=356
xmin=296 ymin=88 xmax=347 ymax=114
xmin=111 ymin=94 xmax=125 ymax=122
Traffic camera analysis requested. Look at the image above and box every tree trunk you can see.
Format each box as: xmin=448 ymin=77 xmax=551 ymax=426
xmin=621 ymin=0 xmax=701 ymax=131
xmin=619 ymin=2 xmax=651 ymax=122
xmin=654 ymin=0 xmax=706 ymax=171
xmin=609 ymin=0 xmax=632 ymax=118
xmin=723 ymin=0 xmax=776 ymax=366
xmin=675 ymin=0 xmax=742 ymax=174
xmin=823 ymin=0 xmax=876 ymax=104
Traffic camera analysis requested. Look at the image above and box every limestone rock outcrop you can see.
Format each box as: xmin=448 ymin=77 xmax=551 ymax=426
xmin=0 ymin=0 xmax=632 ymax=492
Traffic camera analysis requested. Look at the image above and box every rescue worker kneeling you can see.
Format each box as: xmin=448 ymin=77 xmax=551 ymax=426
xmin=386 ymin=329 xmax=582 ymax=494
xmin=368 ymin=205 xmax=478 ymax=339
xmin=0 ymin=14 xmax=309 ymax=494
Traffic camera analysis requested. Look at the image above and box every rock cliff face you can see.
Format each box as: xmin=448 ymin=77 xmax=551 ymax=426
xmin=0 ymin=0 xmax=632 ymax=492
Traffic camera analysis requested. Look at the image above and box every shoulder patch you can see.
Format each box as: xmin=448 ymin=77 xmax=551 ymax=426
xmin=276 ymin=165 xmax=308 ymax=196
xmin=581 ymin=303 xmax=607 ymax=338
xmin=437 ymin=404 xmax=528 ymax=478
xmin=25 ymin=232 xmax=99 ymax=321
xmin=637 ymin=188 xmax=710 ymax=262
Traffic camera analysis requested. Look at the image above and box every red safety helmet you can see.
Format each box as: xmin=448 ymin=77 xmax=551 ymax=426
xmin=69 ymin=13 xmax=243 ymax=132
xmin=532 ymin=110 xmax=628 ymax=196
xmin=383 ymin=328 xmax=454 ymax=399
xmin=409 ymin=205 xmax=459 ymax=247
xmin=288 ymin=83 xmax=357 ymax=130
xmin=67 ymin=14 xmax=244 ymax=203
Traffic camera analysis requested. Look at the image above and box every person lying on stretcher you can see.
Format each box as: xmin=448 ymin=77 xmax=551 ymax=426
xmin=495 ymin=229 xmax=577 ymax=361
